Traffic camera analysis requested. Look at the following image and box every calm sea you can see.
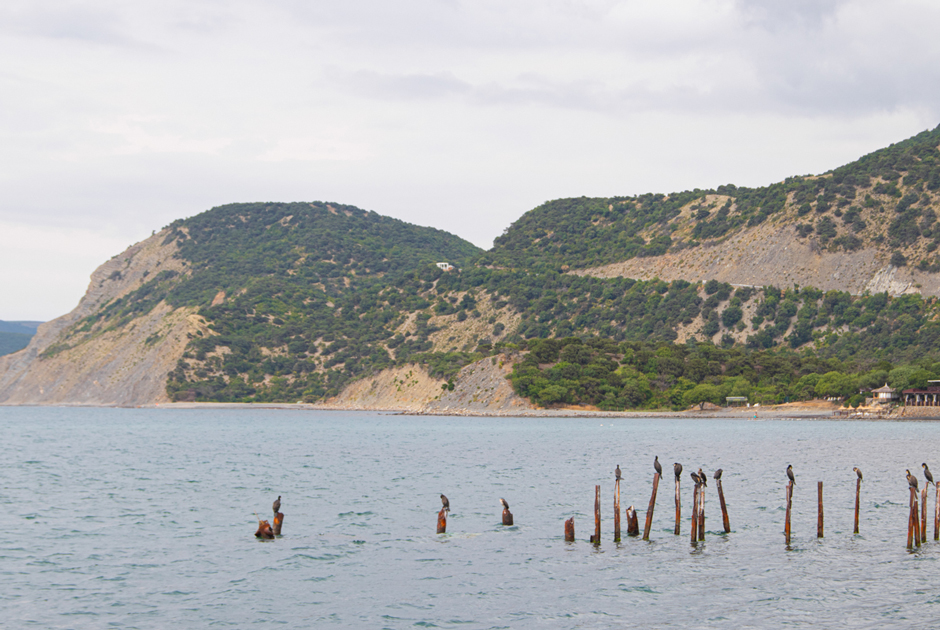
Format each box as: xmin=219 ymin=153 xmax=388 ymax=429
xmin=2 ymin=407 xmax=939 ymax=629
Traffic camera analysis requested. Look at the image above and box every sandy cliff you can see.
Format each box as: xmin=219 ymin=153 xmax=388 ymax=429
xmin=0 ymin=230 xmax=202 ymax=405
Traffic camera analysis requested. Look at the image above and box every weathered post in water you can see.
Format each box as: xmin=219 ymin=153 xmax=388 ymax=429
xmin=500 ymin=498 xmax=513 ymax=526
xmin=674 ymin=463 xmax=683 ymax=535
xmin=908 ymin=487 xmax=916 ymax=550
xmin=437 ymin=508 xmax=447 ymax=534
xmin=591 ymin=485 xmax=601 ymax=545
xmin=690 ymin=482 xmax=699 ymax=544
xmin=255 ymin=518 xmax=274 ymax=539
xmin=921 ymin=487 xmax=928 ymax=544
xmin=853 ymin=468 xmax=862 ymax=535
xmin=817 ymin=481 xmax=824 ymax=538
xmin=913 ymin=489 xmax=922 ymax=548
xmin=934 ymin=481 xmax=940 ymax=541
xmin=698 ymin=476 xmax=706 ymax=541
xmin=716 ymin=470 xmax=731 ymax=534
xmin=785 ymin=482 xmax=793 ymax=546
xmin=626 ymin=505 xmax=640 ymax=536
xmin=565 ymin=517 xmax=575 ymax=542
xmin=643 ymin=473 xmax=660 ymax=541
xmin=614 ymin=477 xmax=621 ymax=542
xmin=273 ymin=512 xmax=284 ymax=536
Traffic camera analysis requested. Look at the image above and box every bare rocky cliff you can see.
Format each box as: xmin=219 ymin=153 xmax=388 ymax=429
xmin=0 ymin=230 xmax=202 ymax=406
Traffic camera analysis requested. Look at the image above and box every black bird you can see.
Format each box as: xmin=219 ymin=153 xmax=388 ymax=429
xmin=690 ymin=471 xmax=702 ymax=486
xmin=698 ymin=468 xmax=708 ymax=488
xmin=654 ymin=456 xmax=663 ymax=476
xmin=786 ymin=465 xmax=795 ymax=485
xmin=907 ymin=470 xmax=919 ymax=491
xmin=674 ymin=462 xmax=683 ymax=480
xmin=272 ymin=495 xmax=281 ymax=515
xmin=923 ymin=463 xmax=934 ymax=485
xmin=853 ymin=467 xmax=863 ymax=481
xmin=441 ymin=494 xmax=450 ymax=512
xmin=615 ymin=465 xmax=622 ymax=481
xmin=713 ymin=468 xmax=723 ymax=481
xmin=499 ymin=498 xmax=509 ymax=511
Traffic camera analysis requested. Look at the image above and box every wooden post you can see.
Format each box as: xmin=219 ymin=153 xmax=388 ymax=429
xmin=817 ymin=481 xmax=824 ymax=538
xmin=591 ymin=485 xmax=601 ymax=545
xmin=698 ymin=482 xmax=705 ymax=541
xmin=626 ymin=506 xmax=639 ymax=536
xmin=255 ymin=519 xmax=274 ymax=539
xmin=674 ymin=476 xmax=681 ymax=535
xmin=934 ymin=481 xmax=939 ymax=541
xmin=502 ymin=508 xmax=513 ymax=526
xmin=564 ymin=517 xmax=575 ymax=542
xmin=785 ymin=482 xmax=792 ymax=546
xmin=642 ymin=473 xmax=660 ymax=540
xmin=614 ymin=479 xmax=621 ymax=542
xmin=854 ymin=478 xmax=860 ymax=535
xmin=908 ymin=488 xmax=915 ymax=550
xmin=690 ymin=483 xmax=699 ymax=543
xmin=717 ymin=478 xmax=731 ymax=533
xmin=912 ymin=489 xmax=921 ymax=548
xmin=921 ymin=487 xmax=928 ymax=544
xmin=273 ymin=512 xmax=284 ymax=536
xmin=437 ymin=508 xmax=447 ymax=534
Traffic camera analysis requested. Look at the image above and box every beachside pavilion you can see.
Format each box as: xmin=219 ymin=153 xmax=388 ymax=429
xmin=902 ymin=381 xmax=940 ymax=407
xmin=869 ymin=384 xmax=899 ymax=403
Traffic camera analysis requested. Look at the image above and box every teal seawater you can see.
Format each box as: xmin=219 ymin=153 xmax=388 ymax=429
xmin=2 ymin=407 xmax=940 ymax=629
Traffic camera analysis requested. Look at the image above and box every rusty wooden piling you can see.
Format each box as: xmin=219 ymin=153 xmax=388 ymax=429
xmin=502 ymin=508 xmax=513 ymax=526
xmin=273 ymin=512 xmax=284 ymax=536
xmin=626 ymin=506 xmax=639 ymax=536
xmin=817 ymin=481 xmax=823 ymax=538
xmin=921 ymin=487 xmax=928 ymax=544
xmin=614 ymin=478 xmax=621 ymax=542
xmin=785 ymin=482 xmax=792 ymax=546
xmin=591 ymin=485 xmax=601 ymax=545
xmin=717 ymin=478 xmax=730 ymax=533
xmin=698 ymin=482 xmax=705 ymax=541
xmin=642 ymin=473 xmax=660 ymax=541
xmin=255 ymin=518 xmax=274 ymax=539
xmin=564 ymin=517 xmax=575 ymax=542
xmin=913 ymin=489 xmax=921 ymax=548
xmin=690 ymin=483 xmax=699 ymax=543
xmin=854 ymin=477 xmax=860 ymax=534
xmin=934 ymin=482 xmax=939 ymax=541
xmin=437 ymin=508 xmax=447 ymax=534
xmin=674 ymin=476 xmax=681 ymax=535
xmin=908 ymin=487 xmax=916 ymax=550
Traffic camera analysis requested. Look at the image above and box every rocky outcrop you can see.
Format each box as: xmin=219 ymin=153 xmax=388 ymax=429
xmin=0 ymin=230 xmax=200 ymax=406
xmin=572 ymin=217 xmax=939 ymax=296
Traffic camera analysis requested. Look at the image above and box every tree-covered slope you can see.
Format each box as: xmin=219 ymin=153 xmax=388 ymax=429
xmin=486 ymin=124 xmax=940 ymax=271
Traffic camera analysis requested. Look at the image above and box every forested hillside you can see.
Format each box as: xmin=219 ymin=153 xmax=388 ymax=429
xmin=485 ymin=125 xmax=940 ymax=272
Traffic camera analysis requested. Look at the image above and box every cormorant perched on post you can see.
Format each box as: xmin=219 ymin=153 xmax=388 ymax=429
xmin=499 ymin=498 xmax=509 ymax=510
xmin=654 ymin=456 xmax=663 ymax=476
xmin=786 ymin=465 xmax=795 ymax=485
xmin=907 ymin=470 xmax=919 ymax=491
xmin=690 ymin=471 xmax=702 ymax=486
xmin=615 ymin=465 xmax=622 ymax=481
xmin=923 ymin=463 xmax=934 ymax=485
xmin=441 ymin=494 xmax=450 ymax=512
xmin=713 ymin=468 xmax=723 ymax=481
xmin=272 ymin=496 xmax=281 ymax=515
xmin=853 ymin=467 xmax=863 ymax=481
xmin=674 ymin=462 xmax=683 ymax=480
xmin=698 ymin=468 xmax=707 ymax=488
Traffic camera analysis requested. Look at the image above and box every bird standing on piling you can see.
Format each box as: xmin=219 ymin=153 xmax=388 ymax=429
xmin=441 ymin=494 xmax=450 ymax=512
xmin=499 ymin=498 xmax=509 ymax=510
xmin=713 ymin=469 xmax=723 ymax=481
xmin=272 ymin=496 xmax=281 ymax=515
xmin=654 ymin=456 xmax=663 ymax=476
xmin=674 ymin=462 xmax=683 ymax=480
xmin=853 ymin=467 xmax=863 ymax=481
xmin=923 ymin=463 xmax=934 ymax=485
xmin=786 ymin=465 xmax=795 ymax=485
xmin=615 ymin=465 xmax=622 ymax=481
xmin=690 ymin=471 xmax=702 ymax=486
xmin=698 ymin=468 xmax=708 ymax=488
xmin=907 ymin=470 xmax=919 ymax=491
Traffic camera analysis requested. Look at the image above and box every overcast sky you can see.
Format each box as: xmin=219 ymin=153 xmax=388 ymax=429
xmin=2 ymin=0 xmax=939 ymax=321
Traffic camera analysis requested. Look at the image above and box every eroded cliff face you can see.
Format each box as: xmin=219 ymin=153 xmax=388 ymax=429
xmin=0 ymin=230 xmax=202 ymax=405
xmin=573 ymin=217 xmax=937 ymax=297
